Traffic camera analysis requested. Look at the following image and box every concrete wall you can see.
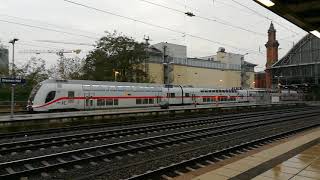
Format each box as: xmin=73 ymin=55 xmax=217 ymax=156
xmin=248 ymin=72 xmax=255 ymax=88
xmin=148 ymin=63 xmax=244 ymax=88
xmin=148 ymin=63 xmax=164 ymax=83
xmin=152 ymin=42 xmax=187 ymax=59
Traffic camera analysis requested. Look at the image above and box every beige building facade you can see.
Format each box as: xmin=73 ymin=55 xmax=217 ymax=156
xmin=147 ymin=43 xmax=256 ymax=89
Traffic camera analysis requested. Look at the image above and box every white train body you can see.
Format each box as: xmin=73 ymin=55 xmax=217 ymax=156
xmin=27 ymin=80 xmax=300 ymax=112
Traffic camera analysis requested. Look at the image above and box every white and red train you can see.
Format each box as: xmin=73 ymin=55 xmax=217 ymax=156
xmin=27 ymin=79 xmax=300 ymax=112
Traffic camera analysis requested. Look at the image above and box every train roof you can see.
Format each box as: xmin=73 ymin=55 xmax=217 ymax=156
xmin=41 ymin=79 xmax=165 ymax=87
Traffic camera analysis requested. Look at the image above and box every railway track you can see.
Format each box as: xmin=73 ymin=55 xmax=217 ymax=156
xmin=0 ymin=108 xmax=319 ymax=179
xmin=0 ymin=106 xmax=311 ymax=140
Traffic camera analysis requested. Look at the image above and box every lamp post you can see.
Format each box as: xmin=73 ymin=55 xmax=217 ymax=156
xmin=9 ymin=38 xmax=19 ymax=118
xmin=219 ymin=79 xmax=223 ymax=88
xmin=274 ymin=75 xmax=283 ymax=102
xmin=114 ymin=71 xmax=120 ymax=82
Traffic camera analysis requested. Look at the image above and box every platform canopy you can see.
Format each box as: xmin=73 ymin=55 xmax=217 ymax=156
xmin=253 ymin=0 xmax=320 ymax=33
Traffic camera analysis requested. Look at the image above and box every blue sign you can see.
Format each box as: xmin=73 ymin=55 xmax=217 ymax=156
xmin=0 ymin=78 xmax=26 ymax=84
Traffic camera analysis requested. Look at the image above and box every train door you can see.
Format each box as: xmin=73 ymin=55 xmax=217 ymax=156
xmin=84 ymin=92 xmax=95 ymax=110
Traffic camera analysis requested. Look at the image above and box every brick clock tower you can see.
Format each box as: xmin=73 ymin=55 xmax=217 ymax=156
xmin=265 ymin=22 xmax=279 ymax=89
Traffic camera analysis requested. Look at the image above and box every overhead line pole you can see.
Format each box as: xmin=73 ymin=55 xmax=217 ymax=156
xmin=9 ymin=38 xmax=18 ymax=119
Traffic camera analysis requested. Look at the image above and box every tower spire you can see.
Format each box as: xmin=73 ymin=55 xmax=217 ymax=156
xmin=268 ymin=22 xmax=276 ymax=33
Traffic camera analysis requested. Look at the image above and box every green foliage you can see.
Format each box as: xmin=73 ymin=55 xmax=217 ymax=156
xmin=50 ymin=55 xmax=83 ymax=80
xmin=82 ymin=31 xmax=150 ymax=82
xmin=0 ymin=57 xmax=49 ymax=101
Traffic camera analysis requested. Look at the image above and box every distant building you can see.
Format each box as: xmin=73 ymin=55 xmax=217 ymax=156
xmin=147 ymin=43 xmax=256 ymax=88
xmin=0 ymin=47 xmax=9 ymax=71
xmin=271 ymin=33 xmax=320 ymax=87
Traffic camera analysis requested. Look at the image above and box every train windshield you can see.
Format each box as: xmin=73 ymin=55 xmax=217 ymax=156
xmin=28 ymin=83 xmax=42 ymax=102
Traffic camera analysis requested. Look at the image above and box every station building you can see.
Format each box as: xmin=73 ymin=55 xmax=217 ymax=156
xmin=0 ymin=46 xmax=9 ymax=72
xmin=255 ymin=22 xmax=320 ymax=91
xmin=146 ymin=42 xmax=256 ymax=88
xmin=271 ymin=34 xmax=320 ymax=88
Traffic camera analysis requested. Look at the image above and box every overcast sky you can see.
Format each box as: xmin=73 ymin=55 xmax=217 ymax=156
xmin=0 ymin=0 xmax=307 ymax=72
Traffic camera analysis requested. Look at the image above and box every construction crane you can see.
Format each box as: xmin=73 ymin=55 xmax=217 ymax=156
xmin=19 ymin=49 xmax=82 ymax=57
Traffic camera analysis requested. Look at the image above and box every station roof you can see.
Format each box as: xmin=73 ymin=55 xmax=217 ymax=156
xmin=253 ymin=0 xmax=320 ymax=33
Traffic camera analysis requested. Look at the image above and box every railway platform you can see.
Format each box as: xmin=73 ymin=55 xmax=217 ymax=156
xmin=178 ymin=127 xmax=320 ymax=180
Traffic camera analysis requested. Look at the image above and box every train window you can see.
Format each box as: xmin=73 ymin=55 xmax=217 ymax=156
xmin=106 ymin=99 xmax=113 ymax=106
xmin=45 ymin=91 xmax=56 ymax=103
xmin=203 ymin=98 xmax=206 ymax=102
xmin=97 ymin=99 xmax=105 ymax=106
xmin=171 ymin=93 xmax=175 ymax=98
xmin=68 ymin=91 xmax=75 ymax=103
xmin=85 ymin=99 xmax=90 ymax=106
xmin=136 ymin=99 xmax=142 ymax=104
xmin=149 ymin=99 xmax=154 ymax=104
xmin=200 ymin=90 xmax=204 ymax=93
xmin=113 ymin=99 xmax=119 ymax=106
xmin=185 ymin=93 xmax=190 ymax=97
xmin=143 ymin=99 xmax=148 ymax=104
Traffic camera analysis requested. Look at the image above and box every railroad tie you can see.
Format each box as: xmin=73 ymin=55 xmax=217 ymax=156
xmin=57 ymin=158 xmax=66 ymax=163
xmin=196 ymin=163 xmax=206 ymax=168
xmin=41 ymin=161 xmax=51 ymax=166
xmin=24 ymin=164 xmax=34 ymax=170
xmin=85 ymin=153 xmax=94 ymax=157
xmin=74 ymin=165 xmax=82 ymax=169
xmin=174 ymin=170 xmax=184 ymax=176
xmin=161 ymin=174 xmax=173 ymax=180
xmin=58 ymin=168 xmax=67 ymax=173
xmin=71 ymin=155 xmax=81 ymax=160
xmin=205 ymin=160 xmax=215 ymax=164
xmin=5 ymin=167 xmax=16 ymax=174
xmin=186 ymin=166 xmax=196 ymax=171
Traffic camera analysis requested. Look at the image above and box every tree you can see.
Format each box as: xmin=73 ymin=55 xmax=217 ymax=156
xmin=82 ymin=31 xmax=150 ymax=82
xmin=50 ymin=55 xmax=83 ymax=80
xmin=15 ymin=57 xmax=49 ymax=101
xmin=0 ymin=57 xmax=49 ymax=101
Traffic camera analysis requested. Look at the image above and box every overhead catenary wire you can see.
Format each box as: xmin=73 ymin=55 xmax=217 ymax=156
xmin=228 ymin=0 xmax=300 ymax=35
xmin=138 ymin=0 xmax=265 ymax=36
xmin=0 ymin=13 xmax=104 ymax=38
xmin=0 ymin=19 xmax=98 ymax=40
xmin=62 ymin=0 xmax=263 ymax=54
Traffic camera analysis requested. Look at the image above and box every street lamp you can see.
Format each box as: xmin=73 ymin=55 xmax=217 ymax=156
xmin=219 ymin=79 xmax=223 ymax=88
xmin=114 ymin=71 xmax=120 ymax=82
xmin=8 ymin=38 xmax=19 ymax=118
